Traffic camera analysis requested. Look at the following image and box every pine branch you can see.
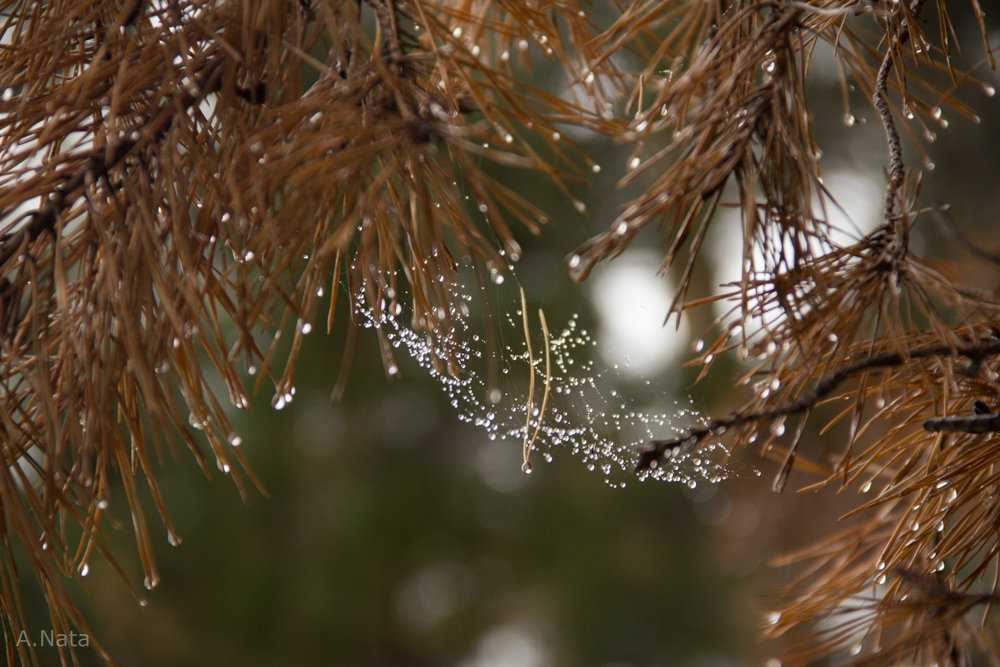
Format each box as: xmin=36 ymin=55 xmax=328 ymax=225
xmin=0 ymin=60 xmax=223 ymax=268
xmin=637 ymin=336 xmax=1000 ymax=473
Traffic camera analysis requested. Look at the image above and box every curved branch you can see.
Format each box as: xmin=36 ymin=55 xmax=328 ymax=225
xmin=636 ymin=336 xmax=1000 ymax=472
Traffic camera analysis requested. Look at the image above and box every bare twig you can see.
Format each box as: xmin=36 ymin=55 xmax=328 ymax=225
xmin=873 ymin=1 xmax=925 ymax=230
xmin=874 ymin=43 xmax=905 ymax=221
xmin=923 ymin=411 xmax=1000 ymax=434
xmin=364 ymin=0 xmax=404 ymax=66
xmin=931 ymin=205 xmax=1000 ymax=266
xmin=636 ymin=336 xmax=1000 ymax=472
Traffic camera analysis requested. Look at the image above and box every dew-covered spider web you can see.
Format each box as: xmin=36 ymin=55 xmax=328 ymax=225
xmin=351 ymin=261 xmax=733 ymax=488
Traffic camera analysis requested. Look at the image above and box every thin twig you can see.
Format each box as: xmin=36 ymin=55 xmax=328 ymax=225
xmin=874 ymin=41 xmax=905 ymax=221
xmin=364 ymin=0 xmax=404 ymax=66
xmin=636 ymin=336 xmax=1000 ymax=472
xmin=873 ymin=1 xmax=925 ymax=227
xmin=923 ymin=412 xmax=1000 ymax=434
xmin=931 ymin=205 xmax=1000 ymax=266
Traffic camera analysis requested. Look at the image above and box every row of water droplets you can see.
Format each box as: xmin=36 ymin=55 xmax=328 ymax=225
xmin=351 ymin=262 xmax=731 ymax=488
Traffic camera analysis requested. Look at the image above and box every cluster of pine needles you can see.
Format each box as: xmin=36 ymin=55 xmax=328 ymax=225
xmin=0 ymin=0 xmax=998 ymax=664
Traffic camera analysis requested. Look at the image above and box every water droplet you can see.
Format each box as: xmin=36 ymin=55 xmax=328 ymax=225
xmin=843 ymin=113 xmax=856 ymax=127
xmin=452 ymin=26 xmax=462 ymax=38
xmin=521 ymin=461 xmax=533 ymax=474
xmin=552 ymin=131 xmax=560 ymax=141
xmin=591 ymin=164 xmax=601 ymax=173
xmin=97 ymin=499 xmax=109 ymax=510
xmin=144 ymin=574 xmax=160 ymax=590
xmin=229 ymin=434 xmax=242 ymax=447
xmin=79 ymin=563 xmax=89 ymax=577
xmin=615 ymin=221 xmax=628 ymax=236
xmin=488 ymin=388 xmax=502 ymax=404
xmin=932 ymin=107 xmax=942 ymax=119
xmin=504 ymin=133 xmax=513 ymax=144
xmin=573 ymin=200 xmax=587 ymax=213
xmin=984 ymin=84 xmax=996 ymax=97
xmin=861 ymin=481 xmax=872 ymax=493
xmin=168 ymin=532 xmax=182 ymax=546
xmin=628 ymin=156 xmax=640 ymax=169
xmin=584 ymin=71 xmax=595 ymax=84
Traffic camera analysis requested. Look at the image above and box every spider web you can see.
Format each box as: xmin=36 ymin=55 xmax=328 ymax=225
xmin=352 ymin=261 xmax=733 ymax=488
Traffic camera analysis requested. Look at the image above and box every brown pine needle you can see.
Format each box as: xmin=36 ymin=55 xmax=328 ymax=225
xmin=520 ymin=287 xmax=535 ymax=474
xmin=526 ymin=308 xmax=552 ymax=468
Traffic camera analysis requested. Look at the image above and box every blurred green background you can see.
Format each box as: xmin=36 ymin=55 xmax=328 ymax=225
xmin=14 ymin=7 xmax=1000 ymax=666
